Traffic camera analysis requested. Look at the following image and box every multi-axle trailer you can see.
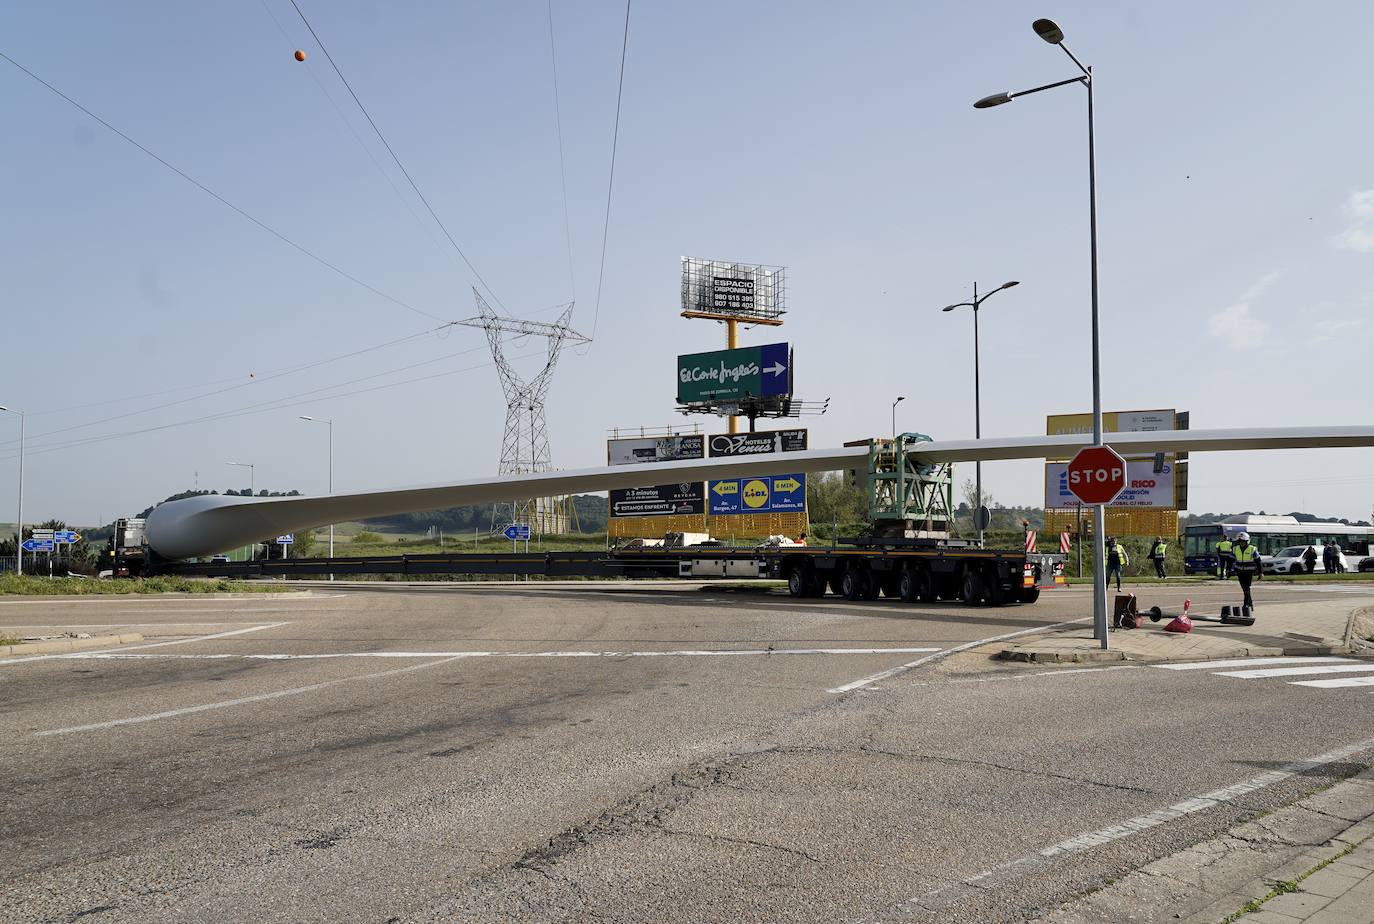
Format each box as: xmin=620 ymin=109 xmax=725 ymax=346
xmin=153 ymin=540 xmax=1063 ymax=607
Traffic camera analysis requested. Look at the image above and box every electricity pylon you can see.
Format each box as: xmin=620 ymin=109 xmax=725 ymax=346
xmin=459 ymin=289 xmax=589 ymax=534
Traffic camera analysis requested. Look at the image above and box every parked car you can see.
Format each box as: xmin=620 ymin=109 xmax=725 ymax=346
xmin=1360 ymin=556 xmax=1374 ymax=573
xmin=1262 ymin=546 xmax=1321 ymax=575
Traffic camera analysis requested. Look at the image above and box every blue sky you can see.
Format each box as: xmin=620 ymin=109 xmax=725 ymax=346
xmin=2 ymin=1 xmax=1372 ymax=526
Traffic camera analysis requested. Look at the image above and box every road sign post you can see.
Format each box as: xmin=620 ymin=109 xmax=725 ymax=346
xmin=1067 ymin=445 xmax=1127 ymax=646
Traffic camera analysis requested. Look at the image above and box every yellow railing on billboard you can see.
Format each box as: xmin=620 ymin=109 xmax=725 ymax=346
xmin=607 ymin=515 xmax=709 ymax=538
xmin=707 ymin=512 xmax=809 ymax=541
xmin=1044 ymin=508 xmax=1180 ymax=538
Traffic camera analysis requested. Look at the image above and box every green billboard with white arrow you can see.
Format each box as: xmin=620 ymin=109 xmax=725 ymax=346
xmin=676 ymin=342 xmax=791 ymax=405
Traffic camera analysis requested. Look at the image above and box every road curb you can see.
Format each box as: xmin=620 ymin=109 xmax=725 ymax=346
xmin=1 ymin=633 xmax=145 ymax=657
xmin=0 ymin=590 xmax=313 ymax=601
xmin=1033 ymin=767 xmax=1374 ymax=924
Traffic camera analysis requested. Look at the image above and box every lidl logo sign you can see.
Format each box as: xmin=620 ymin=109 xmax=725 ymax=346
xmin=708 ymin=473 xmax=806 ymax=515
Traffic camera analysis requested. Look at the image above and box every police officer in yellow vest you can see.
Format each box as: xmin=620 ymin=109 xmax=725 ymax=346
xmin=1148 ymin=537 xmax=1168 ymax=579
xmin=1232 ymin=532 xmax=1262 ymax=611
xmin=1216 ymin=536 xmax=1234 ymax=579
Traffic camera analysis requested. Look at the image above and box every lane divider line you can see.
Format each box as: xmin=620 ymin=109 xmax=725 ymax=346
xmin=827 ymin=618 xmax=1090 ymax=695
xmin=32 ymin=655 xmax=470 ymax=737
xmin=23 ymin=646 xmax=944 ymax=662
xmin=0 ymin=623 xmax=289 ymax=666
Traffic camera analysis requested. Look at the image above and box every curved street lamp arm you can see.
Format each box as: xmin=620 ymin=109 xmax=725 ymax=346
xmin=1009 ymin=74 xmax=1088 ymax=101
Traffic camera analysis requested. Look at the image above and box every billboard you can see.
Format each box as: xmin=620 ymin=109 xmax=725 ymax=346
xmin=677 ymin=343 xmax=791 ymax=405
xmin=1045 ymin=460 xmax=1175 ymax=509
xmin=607 ymin=434 xmax=706 ymax=521
xmin=707 ymin=428 xmax=808 ymax=457
xmin=609 ymin=483 xmax=706 ymax=517
xmin=680 ymin=257 xmax=786 ymax=325
xmin=607 ymin=434 xmax=704 ymax=466
xmin=708 ymin=474 xmax=807 ymax=515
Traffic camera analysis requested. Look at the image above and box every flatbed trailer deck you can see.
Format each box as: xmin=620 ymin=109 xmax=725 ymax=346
xmin=153 ymin=543 xmax=1062 ymax=607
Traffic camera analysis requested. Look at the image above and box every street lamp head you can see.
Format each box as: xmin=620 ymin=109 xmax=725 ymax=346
xmin=999 ymin=280 xmax=1021 ymax=291
xmin=1032 ymin=18 xmax=1065 ymax=44
xmin=895 ymin=396 xmax=906 ymax=404
xmin=299 ymin=416 xmax=315 ymax=422
xmin=941 ymin=304 xmax=960 ymax=312
xmin=973 ymin=91 xmax=1013 ymax=109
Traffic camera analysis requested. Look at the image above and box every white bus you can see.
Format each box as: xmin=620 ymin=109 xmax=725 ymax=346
xmin=1182 ymin=515 xmax=1372 ymax=575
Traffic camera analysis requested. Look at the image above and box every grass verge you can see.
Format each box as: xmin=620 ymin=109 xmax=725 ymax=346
xmin=0 ymin=575 xmax=294 ymax=596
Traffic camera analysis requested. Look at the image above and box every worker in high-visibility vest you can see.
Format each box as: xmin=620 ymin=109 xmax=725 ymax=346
xmin=1105 ymin=538 xmax=1129 ymax=592
xmin=1148 ymin=537 xmax=1168 ymax=579
xmin=1232 ymin=532 xmax=1262 ymax=611
xmin=1215 ymin=537 xmax=1234 ymax=579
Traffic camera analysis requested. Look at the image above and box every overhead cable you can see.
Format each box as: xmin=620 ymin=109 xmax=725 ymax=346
xmin=0 ymin=49 xmax=446 ymax=324
xmin=288 ymin=0 xmax=508 ymax=311
xmin=589 ymin=0 xmax=632 ymax=341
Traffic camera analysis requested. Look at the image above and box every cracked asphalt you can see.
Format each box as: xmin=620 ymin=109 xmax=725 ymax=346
xmin=2 ymin=582 xmax=1373 ymax=923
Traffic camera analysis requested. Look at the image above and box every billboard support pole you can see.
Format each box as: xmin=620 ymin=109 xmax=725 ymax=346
xmin=727 ymin=319 xmax=739 ymax=434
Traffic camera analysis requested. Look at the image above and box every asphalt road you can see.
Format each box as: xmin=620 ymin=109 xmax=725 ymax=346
xmin=2 ymin=581 xmax=1373 ymax=923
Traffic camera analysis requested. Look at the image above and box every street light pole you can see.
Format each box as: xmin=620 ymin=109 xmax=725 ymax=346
xmin=299 ymin=417 xmax=334 ymax=573
xmin=891 ymin=396 xmax=905 ymax=443
xmin=973 ymin=17 xmax=1108 ymax=648
xmin=942 ymin=280 xmax=1019 ymax=546
xmin=0 ymin=406 xmax=24 ymax=575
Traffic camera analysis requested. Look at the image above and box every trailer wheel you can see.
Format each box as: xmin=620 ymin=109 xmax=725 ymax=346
xmin=984 ymin=569 xmax=1008 ymax=607
xmin=899 ymin=565 xmax=933 ymax=604
xmin=841 ymin=564 xmax=870 ymax=601
xmin=1018 ymin=585 xmax=1041 ymax=604
xmin=787 ymin=566 xmax=809 ymax=598
xmin=960 ymin=569 xmax=986 ymax=606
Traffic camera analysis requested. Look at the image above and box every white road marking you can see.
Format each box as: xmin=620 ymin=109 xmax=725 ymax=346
xmin=1292 ymin=675 xmax=1374 ymax=689
xmin=34 ymin=646 xmax=944 ymax=662
xmin=1156 ymin=656 xmax=1348 ymax=671
xmin=0 ymin=622 xmax=289 ymax=665
xmin=1216 ymin=662 xmax=1374 ymax=679
xmin=938 ymin=666 xmax=1141 ymax=687
xmin=32 ymin=655 xmax=469 ymax=737
xmin=882 ymin=735 xmax=1374 ymax=919
xmin=827 ymin=618 xmax=1089 ymax=694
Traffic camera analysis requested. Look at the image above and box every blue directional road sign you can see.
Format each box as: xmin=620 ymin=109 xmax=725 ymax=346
xmin=276 ymin=533 xmax=295 ymax=545
xmin=54 ymin=530 xmax=81 ymax=544
xmin=22 ymin=538 xmax=55 ymax=553
xmin=503 ymin=524 xmax=532 ymax=542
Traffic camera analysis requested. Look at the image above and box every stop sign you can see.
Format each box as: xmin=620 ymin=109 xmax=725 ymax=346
xmin=1066 ymin=445 xmax=1128 ymax=505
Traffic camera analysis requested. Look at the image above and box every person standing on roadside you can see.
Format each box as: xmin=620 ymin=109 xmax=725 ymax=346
xmin=1105 ymin=537 xmax=1129 ymax=592
xmin=1148 ymin=536 xmax=1168 ymax=579
xmin=1216 ymin=535 xmax=1234 ymax=579
xmin=1322 ymin=540 xmax=1336 ymax=574
xmin=1232 ymin=532 xmax=1262 ymax=611
xmin=1303 ymin=545 xmax=1318 ymax=574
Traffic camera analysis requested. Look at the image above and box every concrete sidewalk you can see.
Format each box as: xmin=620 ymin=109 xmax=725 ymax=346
xmin=998 ymin=598 xmax=1373 ymax=664
xmin=1035 ymin=768 xmax=1374 ymax=924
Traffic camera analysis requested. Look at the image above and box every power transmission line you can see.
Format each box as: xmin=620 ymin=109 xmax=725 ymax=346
xmin=0 ymin=49 xmax=447 ymax=324
xmin=288 ymin=0 xmax=508 ymax=311
xmin=2 ymin=323 xmax=462 ymax=448
xmin=548 ymin=0 xmax=576 ymax=298
xmin=590 ymin=0 xmax=632 ymax=341
xmin=1 ymin=344 xmax=529 ymax=461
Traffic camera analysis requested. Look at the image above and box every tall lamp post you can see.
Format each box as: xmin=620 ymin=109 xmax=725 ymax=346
xmin=299 ymin=416 xmax=334 ymax=575
xmin=974 ymin=17 xmax=1108 ymax=647
xmin=226 ymin=461 xmax=255 ymax=563
xmin=0 ymin=406 xmax=24 ymax=575
xmin=942 ymin=280 xmax=1019 ymax=546
xmin=891 ymin=396 xmax=905 ymax=443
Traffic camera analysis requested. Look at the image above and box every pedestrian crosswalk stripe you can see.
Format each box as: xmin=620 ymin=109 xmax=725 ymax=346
xmin=1291 ymin=675 xmax=1374 ymax=689
xmin=1156 ymin=656 xmax=1348 ymax=672
xmin=1216 ymin=662 xmax=1374 ymax=680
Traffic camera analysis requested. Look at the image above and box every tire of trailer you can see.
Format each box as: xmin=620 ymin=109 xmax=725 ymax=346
xmin=984 ymin=568 xmax=1008 ymax=607
xmin=787 ymin=566 xmax=809 ymax=598
xmin=841 ymin=564 xmax=870 ymax=601
xmin=1018 ymin=585 xmax=1041 ymax=604
xmin=960 ymin=569 xmax=985 ymax=607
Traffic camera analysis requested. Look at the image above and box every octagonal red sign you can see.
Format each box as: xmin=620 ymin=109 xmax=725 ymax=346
xmin=1066 ymin=445 xmax=1128 ymax=505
